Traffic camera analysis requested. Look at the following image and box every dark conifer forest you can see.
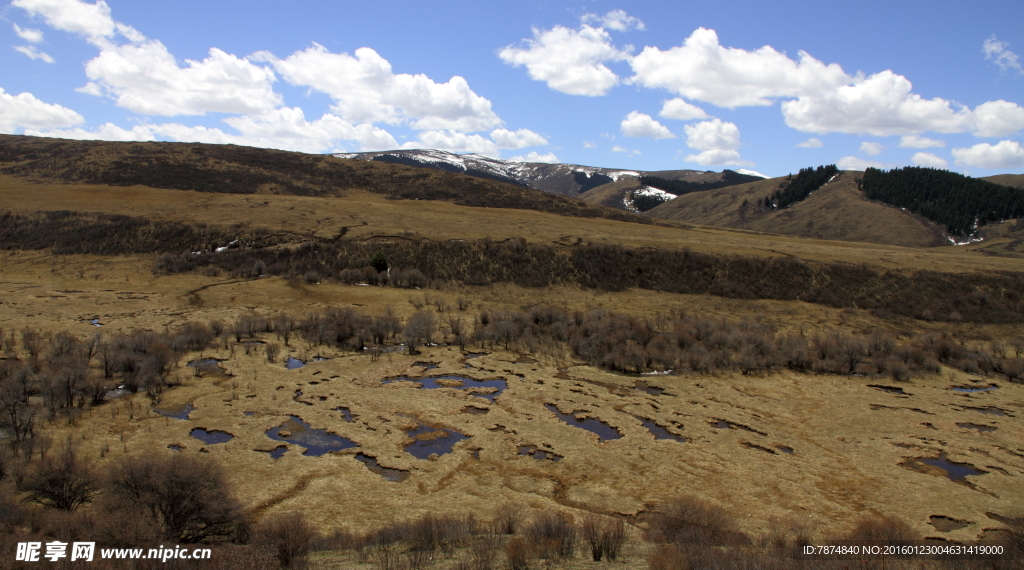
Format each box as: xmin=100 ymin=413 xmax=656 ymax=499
xmin=860 ymin=166 xmax=1024 ymax=236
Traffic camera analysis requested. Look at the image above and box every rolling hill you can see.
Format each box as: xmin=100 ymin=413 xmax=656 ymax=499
xmin=646 ymin=171 xmax=949 ymax=247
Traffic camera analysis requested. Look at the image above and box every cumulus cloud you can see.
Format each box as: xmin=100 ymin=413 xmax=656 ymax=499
xmin=15 ymin=0 xmax=280 ymax=116
xmin=659 ymin=98 xmax=709 ymax=121
xmin=83 ymin=43 xmax=281 ymax=116
xmin=14 ymin=45 xmax=54 ymax=63
xmin=490 ymin=128 xmax=547 ymax=149
xmin=682 ymin=118 xmax=749 ymax=165
xmin=403 ymin=130 xmax=499 ymax=157
xmin=837 ymin=156 xmax=887 ymax=170
xmin=952 ymin=140 xmax=1024 ymax=169
xmin=509 ymin=151 xmax=560 ymax=163
xmin=582 ymin=141 xmax=596 ymax=148
xmin=32 ymin=108 xmax=400 ymax=154
xmin=983 ymin=35 xmax=1023 ymax=74
xmin=499 ymin=24 xmax=628 ymax=96
xmin=261 ymin=44 xmax=499 ymax=131
xmin=781 ymin=71 xmax=973 ymax=136
xmin=911 ymin=152 xmax=948 ymax=168
xmin=11 ymin=0 xmax=141 ymax=45
xmin=629 ymin=28 xmax=850 ymax=108
xmin=971 ymin=100 xmax=1024 ymax=138
xmin=899 ymin=135 xmax=944 ymax=148
xmin=26 ymin=122 xmax=154 ymax=141
xmin=581 ymin=9 xmax=644 ymax=32
xmin=13 ymin=23 xmax=44 ymax=43
xmin=620 ymin=111 xmax=675 ymax=139
xmin=612 ymin=145 xmax=640 ymax=155
xmin=860 ymin=141 xmax=884 ymax=156
xmin=796 ymin=137 xmax=823 ymax=148
xmin=0 ymin=87 xmax=83 ymax=133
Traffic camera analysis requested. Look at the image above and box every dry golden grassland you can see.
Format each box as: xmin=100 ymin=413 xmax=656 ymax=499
xmin=2 ymin=174 xmax=1023 ymax=276
xmin=3 ymin=249 xmax=1022 ymax=549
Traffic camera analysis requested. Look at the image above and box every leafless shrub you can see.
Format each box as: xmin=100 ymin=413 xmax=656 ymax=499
xmin=265 ymin=343 xmax=280 ymax=363
xmin=255 ymin=511 xmax=316 ymax=569
xmin=645 ymin=496 xmax=746 ymax=547
xmin=18 ymin=439 xmax=98 ymax=511
xmin=109 ymin=453 xmax=244 ymax=543
xmin=525 ymin=511 xmax=576 ymax=560
xmin=581 ymin=513 xmax=626 ymax=561
xmin=839 ymin=514 xmax=919 ymax=545
xmin=493 ymin=503 xmax=524 ymax=535
xmin=504 ymin=537 xmax=530 ymax=570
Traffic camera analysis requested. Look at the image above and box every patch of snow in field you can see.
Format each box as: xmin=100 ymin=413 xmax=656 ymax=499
xmin=948 ymin=235 xmax=984 ymax=246
xmin=735 ymin=169 xmax=769 ymax=179
xmin=634 ymin=186 xmax=675 ymax=201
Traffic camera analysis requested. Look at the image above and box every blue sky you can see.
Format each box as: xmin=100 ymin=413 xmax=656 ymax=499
xmin=2 ymin=0 xmax=1023 ymax=177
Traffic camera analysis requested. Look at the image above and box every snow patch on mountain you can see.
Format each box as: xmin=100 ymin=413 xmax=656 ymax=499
xmin=734 ymin=169 xmax=769 ymax=179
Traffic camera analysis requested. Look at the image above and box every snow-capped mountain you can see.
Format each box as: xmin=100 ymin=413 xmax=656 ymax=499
xmin=333 ymin=149 xmax=670 ymax=197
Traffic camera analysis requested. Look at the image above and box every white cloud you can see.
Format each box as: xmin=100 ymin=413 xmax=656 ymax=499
xmin=82 ymin=42 xmax=282 ymax=116
xmin=26 ymin=122 xmax=154 ymax=141
xmin=582 ymin=141 xmax=596 ymax=149
xmin=509 ymin=151 xmax=560 ymax=163
xmin=581 ymin=9 xmax=644 ymax=32
xmin=620 ymin=111 xmax=675 ymax=139
xmin=837 ymin=156 xmax=887 ymax=170
xmin=11 ymin=0 xmax=142 ymax=45
xmin=13 ymin=24 xmax=44 ymax=43
xmin=611 ymin=145 xmax=640 ymax=155
xmin=14 ymin=45 xmax=54 ymax=63
xmin=983 ymin=35 xmax=1023 ymax=74
xmin=796 ymin=137 xmax=823 ymax=148
xmin=16 ymin=0 xmax=281 ymax=116
xmin=910 ymin=152 xmax=948 ymax=168
xmin=32 ymin=108 xmax=401 ymax=154
xmin=659 ymin=98 xmax=709 ymax=121
xmin=629 ymin=27 xmax=850 ymax=108
xmin=682 ymin=118 xmax=749 ymax=166
xmin=781 ymin=71 xmax=973 ymax=136
xmin=971 ymin=100 xmax=1024 ymax=138
xmin=490 ymin=128 xmax=547 ymax=149
xmin=899 ymin=135 xmax=945 ymax=148
xmin=952 ymin=140 xmax=1024 ymax=169
xmin=499 ymin=24 xmax=628 ymax=96
xmin=404 ymin=130 xmax=499 ymax=157
xmin=262 ymin=44 xmax=499 ymax=132
xmin=860 ymin=141 xmax=884 ymax=156
xmin=0 ymin=87 xmax=83 ymax=133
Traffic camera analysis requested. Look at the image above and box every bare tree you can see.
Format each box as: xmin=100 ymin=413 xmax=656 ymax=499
xmin=255 ymin=511 xmax=316 ymax=569
xmin=19 ymin=440 xmax=99 ymax=511
xmin=403 ymin=311 xmax=436 ymax=355
xmin=109 ymin=454 xmax=244 ymax=543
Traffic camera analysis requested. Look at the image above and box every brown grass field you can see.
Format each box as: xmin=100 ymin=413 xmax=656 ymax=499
xmin=1 ymin=138 xmax=1023 ymax=569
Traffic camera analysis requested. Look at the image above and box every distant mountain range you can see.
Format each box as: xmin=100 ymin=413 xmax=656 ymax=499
xmin=333 ymin=149 xmax=768 ymax=197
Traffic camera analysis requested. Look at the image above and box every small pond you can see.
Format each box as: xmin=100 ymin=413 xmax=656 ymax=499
xmin=186 ymin=358 xmax=224 ymax=374
xmin=258 ymin=445 xmax=289 ymax=460
xmin=776 ymin=445 xmax=794 ymax=454
xmin=404 ymin=423 xmax=469 ymax=459
xmin=634 ymin=382 xmax=665 ymax=396
xmin=154 ymin=403 xmax=194 ymax=420
xmin=335 ymin=407 xmax=355 ymax=422
xmin=544 ymin=404 xmax=622 ymax=442
xmin=265 ymin=416 xmax=357 ymax=456
xmin=383 ymin=375 xmax=508 ymax=402
xmin=869 ymin=385 xmax=908 ymax=395
xmin=285 ymin=357 xmax=306 ymax=369
xmin=190 ymin=428 xmax=234 ymax=445
xmin=354 ymin=453 xmax=409 ymax=482
xmin=89 ymin=318 xmax=102 ymax=327
xmin=921 ymin=455 xmax=988 ymax=482
xmin=956 ymin=422 xmax=996 ymax=433
xmin=639 ymin=418 xmax=687 ymax=442
xmin=951 ymin=384 xmax=998 ymax=393
xmin=518 ymin=445 xmax=562 ymax=462
xmin=413 ymin=362 xmax=438 ymax=370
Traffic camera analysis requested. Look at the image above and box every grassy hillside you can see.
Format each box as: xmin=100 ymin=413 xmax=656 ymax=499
xmin=0 ymin=134 xmax=649 ymax=225
xmin=579 ymin=169 xmax=752 ymax=213
xmin=647 ymin=172 xmax=947 ymax=247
